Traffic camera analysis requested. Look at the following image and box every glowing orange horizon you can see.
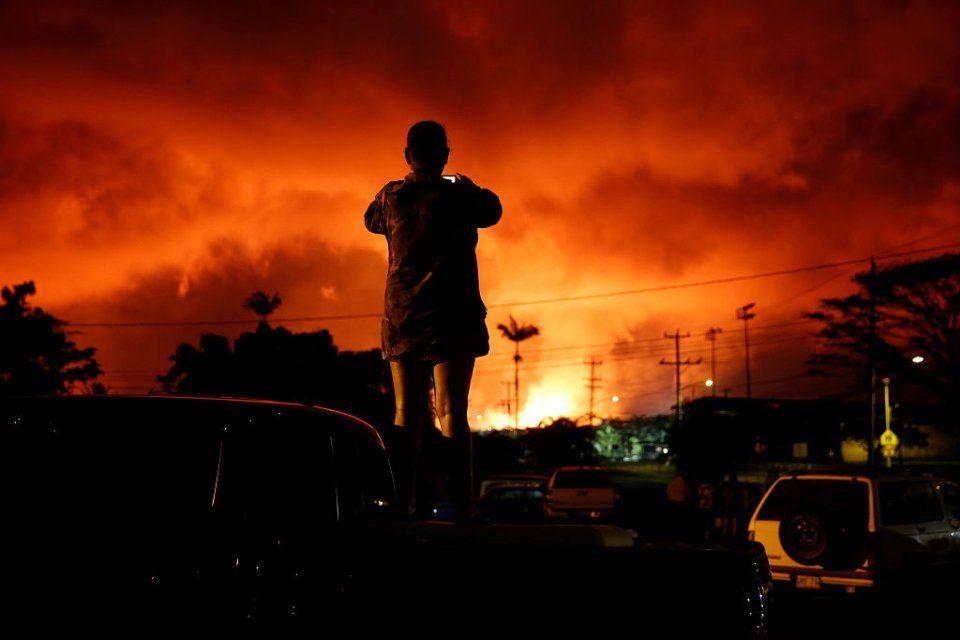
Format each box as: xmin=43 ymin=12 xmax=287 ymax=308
xmin=2 ymin=2 xmax=959 ymax=422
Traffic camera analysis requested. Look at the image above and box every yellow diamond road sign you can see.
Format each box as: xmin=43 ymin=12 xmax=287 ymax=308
xmin=880 ymin=429 xmax=899 ymax=456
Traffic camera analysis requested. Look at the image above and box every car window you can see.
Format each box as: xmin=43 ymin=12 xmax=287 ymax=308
xmin=490 ymin=488 xmax=545 ymax=502
xmin=333 ymin=428 xmax=396 ymax=519
xmin=0 ymin=401 xmax=222 ymax=559
xmin=553 ymin=470 xmax=612 ymax=488
xmin=879 ymin=481 xmax=943 ymax=526
xmin=939 ymin=483 xmax=960 ymax=519
xmin=756 ymin=479 xmax=869 ymax=522
xmin=214 ymin=414 xmax=338 ymax=530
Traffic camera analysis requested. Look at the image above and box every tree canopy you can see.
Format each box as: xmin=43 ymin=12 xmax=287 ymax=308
xmin=0 ymin=281 xmax=103 ymax=395
xmin=157 ymin=321 xmax=393 ymax=426
xmin=807 ymin=252 xmax=960 ymax=405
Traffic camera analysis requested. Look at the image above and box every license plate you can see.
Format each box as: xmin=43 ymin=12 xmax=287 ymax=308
xmin=795 ymin=575 xmax=822 ymax=590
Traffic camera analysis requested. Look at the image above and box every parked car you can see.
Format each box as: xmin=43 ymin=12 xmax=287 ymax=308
xmin=1 ymin=395 xmax=770 ymax=634
xmin=545 ymin=466 xmax=618 ymax=520
xmin=478 ymin=473 xmax=548 ymax=496
xmin=747 ymin=469 xmax=960 ymax=592
xmin=476 ymin=485 xmax=546 ymax=523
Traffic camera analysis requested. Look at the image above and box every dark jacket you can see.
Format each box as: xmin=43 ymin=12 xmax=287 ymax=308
xmin=364 ymin=172 xmax=502 ymax=361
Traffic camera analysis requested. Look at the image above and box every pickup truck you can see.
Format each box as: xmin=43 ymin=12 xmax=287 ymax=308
xmin=0 ymin=395 xmax=771 ymax=634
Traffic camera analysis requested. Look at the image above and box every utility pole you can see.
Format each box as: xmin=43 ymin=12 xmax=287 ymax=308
xmin=584 ymin=358 xmax=603 ymax=426
xmin=513 ymin=344 xmax=521 ymax=430
xmin=736 ymin=303 xmax=756 ymax=399
xmin=867 ymin=257 xmax=878 ymax=466
xmin=705 ymin=327 xmax=723 ymax=397
xmin=501 ymin=381 xmax=513 ymax=430
xmin=660 ymin=331 xmax=701 ymax=426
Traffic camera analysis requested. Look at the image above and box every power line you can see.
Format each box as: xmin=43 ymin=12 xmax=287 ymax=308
xmin=476 ymin=330 xmax=816 ymax=372
xmin=471 ymin=332 xmax=815 ymax=377
xmin=615 ymin=372 xmax=815 ymax=403
xmin=68 ymin=311 xmax=382 ymax=328
xmin=107 ymin=329 xmax=813 ymax=384
xmin=65 ymin=241 xmax=960 ymax=328
xmin=484 ymin=241 xmax=960 ymax=309
xmin=482 ymin=318 xmax=819 ymax=361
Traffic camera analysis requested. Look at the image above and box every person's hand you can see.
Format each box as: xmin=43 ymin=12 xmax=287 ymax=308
xmin=455 ymin=173 xmax=478 ymax=189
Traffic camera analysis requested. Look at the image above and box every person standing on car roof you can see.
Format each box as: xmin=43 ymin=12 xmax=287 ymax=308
xmin=364 ymin=121 xmax=502 ymax=518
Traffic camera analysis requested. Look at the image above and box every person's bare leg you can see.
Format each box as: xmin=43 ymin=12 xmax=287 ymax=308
xmin=433 ymin=356 xmax=476 ymax=514
xmin=390 ymin=359 xmax=432 ymax=516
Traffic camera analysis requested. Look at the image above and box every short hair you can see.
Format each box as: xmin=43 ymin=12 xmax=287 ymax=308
xmin=406 ymin=121 xmax=448 ymax=165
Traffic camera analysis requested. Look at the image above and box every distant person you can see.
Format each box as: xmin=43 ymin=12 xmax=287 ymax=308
xmin=696 ymin=479 xmax=719 ymax=542
xmin=364 ymin=120 xmax=502 ymax=518
xmin=666 ymin=470 xmax=692 ymax=504
xmin=666 ymin=470 xmax=695 ymax=539
xmin=718 ymin=473 xmax=747 ymax=542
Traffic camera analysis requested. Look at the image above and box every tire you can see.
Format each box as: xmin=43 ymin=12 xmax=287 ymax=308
xmin=779 ymin=510 xmax=831 ymax=566
xmin=779 ymin=509 xmax=869 ymax=570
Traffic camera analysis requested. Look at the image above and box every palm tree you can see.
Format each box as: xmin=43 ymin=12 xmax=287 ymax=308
xmin=496 ymin=316 xmax=540 ymax=429
xmin=244 ymin=291 xmax=283 ymax=327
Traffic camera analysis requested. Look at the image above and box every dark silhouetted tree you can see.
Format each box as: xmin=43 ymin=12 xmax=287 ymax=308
xmin=807 ymin=252 xmax=960 ymax=406
xmin=496 ymin=316 xmax=540 ymax=428
xmin=243 ymin=291 xmax=282 ymax=328
xmin=157 ymin=322 xmax=393 ymax=426
xmin=0 ymin=281 xmax=104 ymax=395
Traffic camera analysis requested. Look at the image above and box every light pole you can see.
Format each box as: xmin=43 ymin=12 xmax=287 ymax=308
xmin=705 ymin=328 xmax=722 ymax=397
xmin=679 ymin=381 xmax=713 ymax=412
xmin=736 ymin=304 xmax=756 ymax=399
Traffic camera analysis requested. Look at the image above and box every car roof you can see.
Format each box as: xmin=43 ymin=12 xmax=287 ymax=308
xmin=777 ymin=467 xmax=940 ymax=482
xmin=0 ymin=394 xmax=383 ymax=447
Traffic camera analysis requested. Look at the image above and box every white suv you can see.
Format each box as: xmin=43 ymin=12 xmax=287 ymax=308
xmin=747 ymin=471 xmax=960 ymax=592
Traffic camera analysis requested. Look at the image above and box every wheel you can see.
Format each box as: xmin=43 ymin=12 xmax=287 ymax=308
xmin=780 ymin=511 xmax=830 ymax=565
xmin=779 ymin=509 xmax=869 ymax=570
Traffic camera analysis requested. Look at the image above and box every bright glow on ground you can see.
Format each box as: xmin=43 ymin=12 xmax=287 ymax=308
xmin=519 ymin=385 xmax=576 ymax=427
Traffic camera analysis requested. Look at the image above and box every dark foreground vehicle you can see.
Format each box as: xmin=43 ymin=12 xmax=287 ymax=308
xmin=0 ymin=396 xmax=770 ymax=634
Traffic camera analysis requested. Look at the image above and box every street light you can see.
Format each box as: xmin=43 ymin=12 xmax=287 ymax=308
xmin=704 ymin=379 xmax=715 ymax=388
xmin=611 ymin=395 xmax=620 ymax=403
xmin=911 ymin=355 xmax=925 ymax=364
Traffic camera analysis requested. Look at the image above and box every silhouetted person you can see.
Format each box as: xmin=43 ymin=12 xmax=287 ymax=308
xmin=365 ymin=120 xmax=502 ymax=517
xmin=718 ymin=473 xmax=746 ymax=542
xmin=666 ymin=470 xmax=695 ymax=538
xmin=696 ymin=478 xmax=719 ymax=542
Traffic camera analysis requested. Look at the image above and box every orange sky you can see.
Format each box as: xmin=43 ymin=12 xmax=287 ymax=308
xmin=2 ymin=1 xmax=959 ymax=424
